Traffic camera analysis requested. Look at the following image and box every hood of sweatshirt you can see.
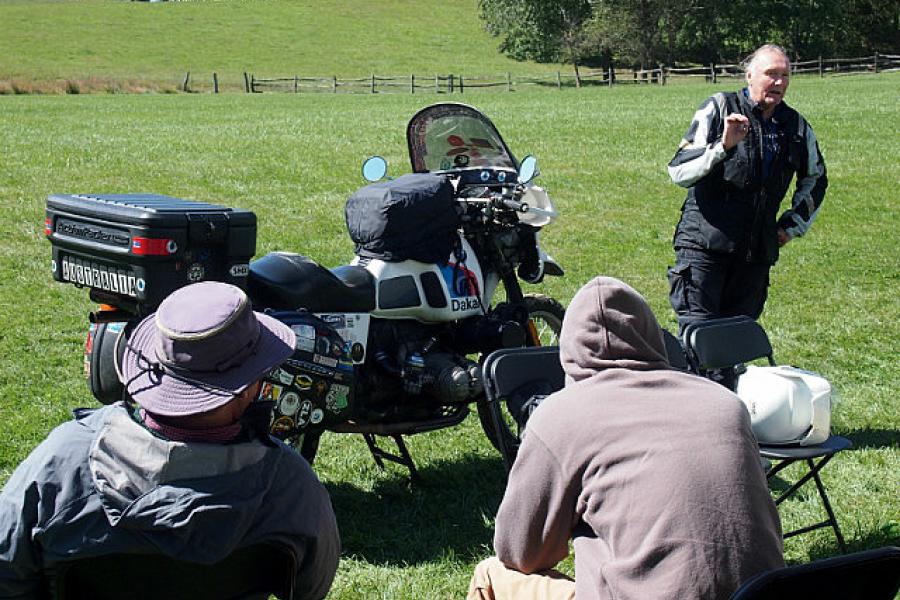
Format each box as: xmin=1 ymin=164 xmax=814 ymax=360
xmin=560 ymin=276 xmax=669 ymax=383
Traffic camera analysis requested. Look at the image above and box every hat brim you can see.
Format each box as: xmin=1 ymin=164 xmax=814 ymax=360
xmin=118 ymin=310 xmax=296 ymax=417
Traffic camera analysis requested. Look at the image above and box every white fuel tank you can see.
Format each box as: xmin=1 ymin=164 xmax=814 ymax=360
xmin=353 ymin=236 xmax=497 ymax=322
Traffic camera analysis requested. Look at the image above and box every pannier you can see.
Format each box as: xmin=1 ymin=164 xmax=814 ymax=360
xmin=345 ymin=173 xmax=460 ymax=263
xmin=263 ymin=311 xmax=356 ymax=439
xmin=46 ymin=193 xmax=256 ymax=316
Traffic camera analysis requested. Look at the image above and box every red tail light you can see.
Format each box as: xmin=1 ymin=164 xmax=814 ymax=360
xmin=131 ymin=237 xmax=176 ymax=256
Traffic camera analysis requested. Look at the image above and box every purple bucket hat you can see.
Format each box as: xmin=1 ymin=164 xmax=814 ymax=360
xmin=117 ymin=281 xmax=296 ymax=417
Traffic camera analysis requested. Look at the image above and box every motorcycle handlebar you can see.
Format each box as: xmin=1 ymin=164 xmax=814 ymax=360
xmin=499 ymin=198 xmax=529 ymax=213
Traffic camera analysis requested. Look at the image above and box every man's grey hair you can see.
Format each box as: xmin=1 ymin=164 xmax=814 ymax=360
xmin=741 ymin=44 xmax=790 ymax=74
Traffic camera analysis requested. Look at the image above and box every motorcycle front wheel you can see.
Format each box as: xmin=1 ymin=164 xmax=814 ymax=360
xmin=477 ymin=294 xmax=565 ymax=464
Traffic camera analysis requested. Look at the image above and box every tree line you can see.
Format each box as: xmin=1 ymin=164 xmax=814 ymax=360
xmin=478 ymin=0 xmax=899 ymax=81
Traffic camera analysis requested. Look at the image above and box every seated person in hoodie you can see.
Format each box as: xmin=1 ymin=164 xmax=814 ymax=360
xmin=468 ymin=276 xmax=783 ymax=600
xmin=0 ymin=281 xmax=340 ymax=600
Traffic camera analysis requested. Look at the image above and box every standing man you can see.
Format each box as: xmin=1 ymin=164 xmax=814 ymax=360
xmin=667 ymin=44 xmax=827 ymax=330
xmin=468 ymin=276 xmax=783 ymax=600
xmin=0 ymin=282 xmax=340 ymax=600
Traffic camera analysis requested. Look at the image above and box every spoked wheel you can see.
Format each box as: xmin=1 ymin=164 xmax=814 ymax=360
xmin=523 ymin=294 xmax=565 ymax=347
xmin=477 ymin=294 xmax=565 ymax=465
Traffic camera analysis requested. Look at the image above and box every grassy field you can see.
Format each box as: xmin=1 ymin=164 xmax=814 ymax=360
xmin=0 ymin=0 xmax=564 ymax=93
xmin=1 ymin=73 xmax=898 ymax=597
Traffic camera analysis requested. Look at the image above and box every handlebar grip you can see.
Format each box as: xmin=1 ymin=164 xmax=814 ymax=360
xmin=501 ymin=199 xmax=529 ymax=213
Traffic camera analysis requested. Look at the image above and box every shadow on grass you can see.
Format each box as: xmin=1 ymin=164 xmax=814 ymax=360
xmin=325 ymin=453 xmax=507 ymax=566
xmin=800 ymin=521 xmax=900 ymax=563
xmin=842 ymin=428 xmax=899 ymax=451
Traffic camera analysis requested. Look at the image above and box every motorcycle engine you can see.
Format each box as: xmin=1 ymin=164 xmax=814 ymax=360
xmin=367 ymin=320 xmax=483 ymax=407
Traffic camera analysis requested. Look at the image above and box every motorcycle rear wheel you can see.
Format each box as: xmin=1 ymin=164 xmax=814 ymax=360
xmin=477 ymin=294 xmax=565 ymax=464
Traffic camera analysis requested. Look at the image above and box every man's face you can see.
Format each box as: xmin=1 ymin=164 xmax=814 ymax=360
xmin=746 ymin=50 xmax=790 ymax=113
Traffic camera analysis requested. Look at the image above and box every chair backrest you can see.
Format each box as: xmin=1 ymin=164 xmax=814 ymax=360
xmin=683 ymin=316 xmax=776 ymax=372
xmin=483 ymin=346 xmax=565 ymax=410
xmin=45 ymin=542 xmax=297 ymax=600
xmin=661 ymin=327 xmax=689 ymax=371
xmin=730 ymin=546 xmax=900 ymax=600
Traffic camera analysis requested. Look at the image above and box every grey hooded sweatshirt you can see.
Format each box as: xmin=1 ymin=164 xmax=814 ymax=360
xmin=494 ymin=277 xmax=783 ymax=599
xmin=0 ymin=403 xmax=339 ymax=600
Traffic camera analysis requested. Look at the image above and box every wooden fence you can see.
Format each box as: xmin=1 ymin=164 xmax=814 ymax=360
xmin=245 ymin=53 xmax=899 ymax=94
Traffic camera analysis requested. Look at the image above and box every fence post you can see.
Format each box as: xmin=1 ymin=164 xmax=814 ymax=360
xmin=506 ymin=72 xmax=511 ymax=92
xmin=371 ymin=74 xmax=376 ymax=94
xmin=873 ymin=52 xmax=879 ymax=73
xmin=182 ymin=71 xmax=191 ymax=92
xmin=608 ymin=67 xmax=613 ymax=87
xmin=459 ymin=75 xmax=464 ymax=93
xmin=332 ymin=76 xmax=337 ymax=93
xmin=213 ymin=72 xmax=218 ymax=93
xmin=449 ymin=74 xmax=454 ymax=93
xmin=411 ymin=74 xmax=415 ymax=94
xmin=710 ymin=63 xmax=716 ymax=84
xmin=818 ymin=56 xmax=823 ymax=77
xmin=294 ymin=75 xmax=298 ymax=93
xmin=556 ymin=71 xmax=561 ymax=90
xmin=435 ymin=74 xmax=439 ymax=93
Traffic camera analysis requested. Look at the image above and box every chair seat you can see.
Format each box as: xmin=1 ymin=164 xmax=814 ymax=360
xmin=759 ymin=435 xmax=852 ymax=460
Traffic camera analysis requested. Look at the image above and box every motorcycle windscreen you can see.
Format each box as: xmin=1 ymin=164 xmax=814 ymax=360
xmin=407 ymin=103 xmax=517 ymax=173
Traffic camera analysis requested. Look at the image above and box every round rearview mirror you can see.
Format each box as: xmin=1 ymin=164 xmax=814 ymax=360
xmin=362 ymin=156 xmax=388 ymax=182
xmin=518 ymin=155 xmax=538 ymax=184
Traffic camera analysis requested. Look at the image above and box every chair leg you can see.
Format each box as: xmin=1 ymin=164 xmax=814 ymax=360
xmin=767 ymin=454 xmax=847 ymax=553
xmin=807 ymin=458 xmax=848 ymax=554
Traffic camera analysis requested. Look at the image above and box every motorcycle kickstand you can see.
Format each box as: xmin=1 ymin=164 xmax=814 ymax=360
xmin=362 ymin=433 xmax=421 ymax=482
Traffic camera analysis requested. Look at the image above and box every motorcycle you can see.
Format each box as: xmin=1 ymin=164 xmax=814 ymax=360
xmin=54 ymin=102 xmax=564 ymax=478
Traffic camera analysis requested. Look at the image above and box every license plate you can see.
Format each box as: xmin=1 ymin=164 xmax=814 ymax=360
xmin=57 ymin=255 xmax=140 ymax=298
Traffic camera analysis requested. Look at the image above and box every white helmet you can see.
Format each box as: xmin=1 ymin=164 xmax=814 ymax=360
xmin=736 ymin=365 xmax=832 ymax=446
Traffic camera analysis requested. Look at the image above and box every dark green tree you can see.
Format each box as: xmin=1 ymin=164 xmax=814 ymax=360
xmin=478 ymin=0 xmax=597 ymax=85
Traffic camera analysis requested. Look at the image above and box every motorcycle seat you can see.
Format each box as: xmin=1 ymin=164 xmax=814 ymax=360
xmin=248 ymin=252 xmax=376 ymax=313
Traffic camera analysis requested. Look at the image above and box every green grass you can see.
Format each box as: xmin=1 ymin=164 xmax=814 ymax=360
xmin=1 ymin=73 xmax=898 ymax=597
xmin=0 ymin=0 xmax=564 ymax=92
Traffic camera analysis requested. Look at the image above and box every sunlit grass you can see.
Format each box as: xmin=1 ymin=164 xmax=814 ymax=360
xmin=1 ymin=73 xmax=897 ymax=596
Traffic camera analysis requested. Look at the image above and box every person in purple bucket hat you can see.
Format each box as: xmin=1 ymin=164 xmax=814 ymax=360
xmin=0 ymin=282 xmax=340 ymax=600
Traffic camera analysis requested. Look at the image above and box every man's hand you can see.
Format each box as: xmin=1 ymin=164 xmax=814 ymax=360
xmin=723 ymin=114 xmax=750 ymax=150
xmin=777 ymin=228 xmax=791 ymax=247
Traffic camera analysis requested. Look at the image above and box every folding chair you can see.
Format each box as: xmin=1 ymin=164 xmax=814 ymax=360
xmin=682 ymin=315 xmax=776 ymax=388
xmin=730 ymin=545 xmax=900 ymax=600
xmin=681 ymin=316 xmax=852 ymax=553
xmin=661 ymin=327 xmax=690 ymax=371
xmin=43 ymin=541 xmax=297 ymax=600
xmin=481 ymin=346 xmax=565 ymax=470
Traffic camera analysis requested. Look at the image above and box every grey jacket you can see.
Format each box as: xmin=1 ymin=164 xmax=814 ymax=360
xmin=0 ymin=404 xmax=339 ymax=600
xmin=493 ymin=277 xmax=783 ymax=599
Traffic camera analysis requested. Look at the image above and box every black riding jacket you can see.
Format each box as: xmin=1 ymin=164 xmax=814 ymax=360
xmin=668 ymin=90 xmax=827 ymax=264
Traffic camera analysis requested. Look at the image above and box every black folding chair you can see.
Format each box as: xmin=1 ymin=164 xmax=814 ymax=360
xmin=43 ymin=541 xmax=297 ymax=600
xmin=681 ymin=316 xmax=851 ymax=553
xmin=481 ymin=346 xmax=565 ymax=470
xmin=661 ymin=327 xmax=690 ymax=371
xmin=682 ymin=315 xmax=776 ymax=387
xmin=730 ymin=545 xmax=900 ymax=600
